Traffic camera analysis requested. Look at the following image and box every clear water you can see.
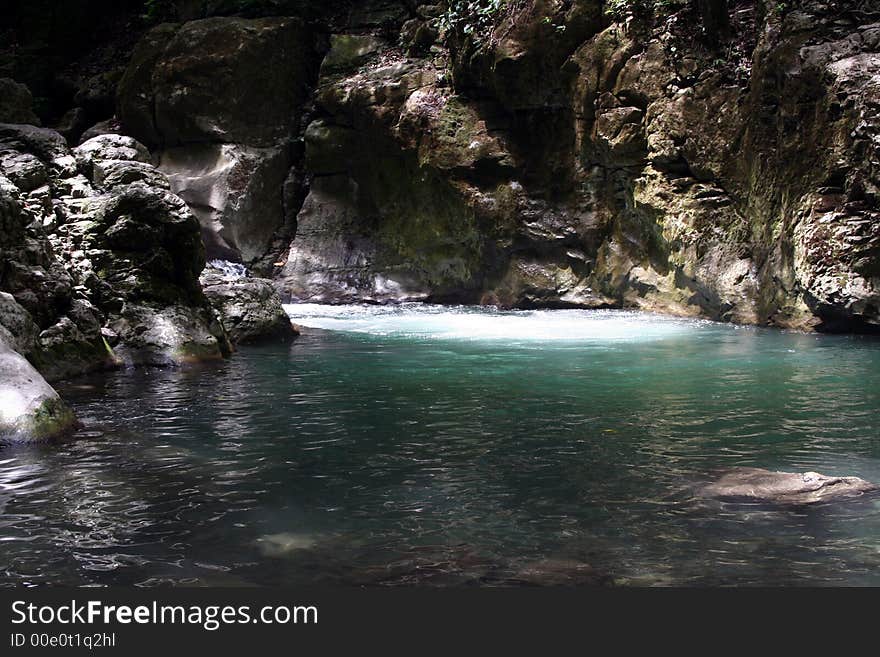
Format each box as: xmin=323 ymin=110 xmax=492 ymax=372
xmin=3 ymin=304 xmax=880 ymax=587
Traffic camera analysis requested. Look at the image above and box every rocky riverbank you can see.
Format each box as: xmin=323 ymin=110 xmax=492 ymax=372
xmin=0 ymin=122 xmax=295 ymax=442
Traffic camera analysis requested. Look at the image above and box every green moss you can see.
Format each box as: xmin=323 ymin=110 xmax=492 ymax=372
xmin=172 ymin=339 xmax=226 ymax=364
xmin=26 ymin=397 xmax=79 ymax=442
xmin=592 ymin=29 xmax=622 ymax=61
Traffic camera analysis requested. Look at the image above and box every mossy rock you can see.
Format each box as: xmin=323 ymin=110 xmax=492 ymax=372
xmin=0 ymin=340 xmax=79 ymax=444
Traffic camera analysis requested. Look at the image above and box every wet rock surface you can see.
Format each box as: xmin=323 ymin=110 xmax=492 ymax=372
xmin=0 ymin=335 xmax=78 ymax=444
xmin=200 ymin=262 xmax=296 ymax=344
xmin=699 ymin=467 xmax=878 ymax=505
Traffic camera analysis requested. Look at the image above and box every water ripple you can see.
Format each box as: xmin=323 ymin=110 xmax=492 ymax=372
xmin=0 ymin=307 xmax=879 ymax=586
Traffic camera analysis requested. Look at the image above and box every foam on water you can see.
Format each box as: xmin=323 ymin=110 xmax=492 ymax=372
xmin=284 ymin=303 xmax=710 ymax=342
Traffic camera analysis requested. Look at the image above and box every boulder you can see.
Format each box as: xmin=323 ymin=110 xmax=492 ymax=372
xmin=118 ymin=17 xmax=317 ymax=148
xmin=158 ymin=143 xmax=290 ymax=263
xmin=78 ymin=119 xmax=123 ymax=145
xmin=0 ymin=150 xmax=47 ymax=193
xmin=108 ymin=303 xmax=228 ymax=367
xmin=78 ymin=181 xmax=208 ymax=305
xmin=91 ymin=159 xmax=171 ymax=190
xmin=117 ymin=16 xmax=318 ymax=267
xmin=0 ymin=337 xmax=78 ymax=444
xmin=200 ymin=262 xmax=296 ymax=344
xmin=2 ymin=120 xmax=231 ymax=378
xmin=0 ymin=123 xmax=77 ymax=177
xmin=0 ymin=78 xmax=41 ymax=126
xmin=73 ymin=134 xmax=152 ymax=177
xmin=699 ymin=467 xmax=878 ymax=505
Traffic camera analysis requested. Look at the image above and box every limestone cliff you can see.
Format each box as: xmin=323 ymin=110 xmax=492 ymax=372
xmin=262 ymin=0 xmax=879 ymax=331
xmin=93 ymin=1 xmax=876 ymax=331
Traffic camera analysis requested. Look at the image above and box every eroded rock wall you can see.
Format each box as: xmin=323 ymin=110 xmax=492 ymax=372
xmin=117 ymin=16 xmax=321 ymax=266
xmin=270 ymin=0 xmax=879 ymax=331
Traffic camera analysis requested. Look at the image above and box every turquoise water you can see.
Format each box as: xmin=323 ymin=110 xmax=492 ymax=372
xmin=2 ymin=304 xmax=880 ymax=586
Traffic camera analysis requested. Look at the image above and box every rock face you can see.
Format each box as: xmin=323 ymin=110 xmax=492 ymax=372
xmin=0 ymin=126 xmax=112 ymax=383
xmin=159 ymin=144 xmax=291 ymax=263
xmin=117 ymin=17 xmax=319 ymax=265
xmin=699 ymin=467 xmax=878 ymax=505
xmin=0 ymin=126 xmax=231 ymax=377
xmin=200 ymin=262 xmax=296 ymax=344
xmin=275 ymin=42 xmax=502 ymax=304
xmin=118 ymin=17 xmax=315 ymax=149
xmin=268 ymin=1 xmax=880 ymax=330
xmin=0 ymin=336 xmax=78 ymax=444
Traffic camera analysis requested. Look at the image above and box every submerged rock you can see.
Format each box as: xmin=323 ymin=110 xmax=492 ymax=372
xmin=699 ymin=467 xmax=878 ymax=506
xmin=255 ymin=532 xmax=319 ymax=558
xmin=508 ymin=558 xmax=611 ymax=587
xmin=0 ymin=337 xmax=78 ymax=444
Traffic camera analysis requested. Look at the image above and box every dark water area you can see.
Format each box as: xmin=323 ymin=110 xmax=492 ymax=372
xmin=3 ymin=305 xmax=880 ymax=587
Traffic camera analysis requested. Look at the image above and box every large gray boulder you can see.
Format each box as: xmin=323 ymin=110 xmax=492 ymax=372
xmin=108 ymin=303 xmax=229 ymax=367
xmin=0 ymin=337 xmax=78 ymax=444
xmin=699 ymin=467 xmax=878 ymax=505
xmin=200 ymin=262 xmax=296 ymax=344
xmin=117 ymin=17 xmax=317 ymax=267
